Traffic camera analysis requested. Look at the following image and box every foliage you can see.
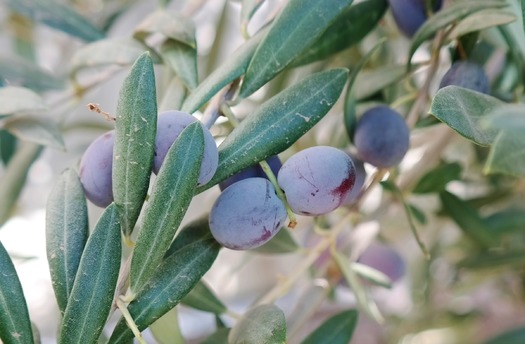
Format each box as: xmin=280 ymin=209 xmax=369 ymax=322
xmin=1 ymin=0 xmax=525 ymax=343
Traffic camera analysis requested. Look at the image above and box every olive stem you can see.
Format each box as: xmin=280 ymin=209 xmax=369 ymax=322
xmin=220 ymin=103 xmax=298 ymax=228
xmin=116 ymin=297 xmax=147 ymax=344
xmin=259 ymin=160 xmax=297 ymax=228
xmin=254 ymin=211 xmax=353 ymax=306
xmin=405 ymin=30 xmax=445 ymax=128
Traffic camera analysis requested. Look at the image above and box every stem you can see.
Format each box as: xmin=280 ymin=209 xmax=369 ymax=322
xmin=405 ymin=30 xmax=446 ymax=128
xmin=220 ymin=103 xmax=298 ymax=228
xmin=116 ymin=298 xmax=147 ymax=344
xmin=225 ymin=309 xmax=243 ymax=321
xmin=255 ymin=211 xmax=353 ymax=306
xmin=201 ymin=79 xmax=240 ymax=129
xmin=259 ymin=160 xmax=297 ymax=228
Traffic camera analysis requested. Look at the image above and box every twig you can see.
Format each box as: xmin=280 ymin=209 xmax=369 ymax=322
xmin=116 ymin=297 xmax=147 ymax=344
xmin=405 ymin=30 xmax=446 ymax=128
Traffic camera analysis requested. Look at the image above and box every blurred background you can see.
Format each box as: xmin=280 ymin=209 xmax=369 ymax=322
xmin=1 ymin=0 xmax=525 ymax=343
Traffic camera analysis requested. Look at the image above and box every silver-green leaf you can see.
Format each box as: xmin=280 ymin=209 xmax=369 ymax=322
xmin=69 ymin=38 xmax=148 ymax=77
xmin=58 ymin=204 xmax=121 ymax=344
xmin=485 ymin=131 xmax=525 ymax=177
xmin=0 ymin=87 xmax=47 ymax=116
xmin=113 ymin=52 xmax=158 ymax=237
xmin=160 ymin=40 xmax=198 ymax=90
xmin=3 ymin=115 xmax=65 ymax=150
xmin=0 ymin=241 xmax=34 ymax=344
xmin=108 ymin=238 xmax=220 ymax=343
xmin=301 ymin=310 xmax=358 ymax=344
xmin=429 ymin=86 xmax=503 ymax=146
xmin=228 ymin=304 xmax=286 ymax=344
xmin=7 ymin=0 xmax=104 ymax=42
xmin=181 ymin=29 xmax=265 ymax=114
xmin=240 ymin=0 xmax=353 ymax=97
xmin=129 ymin=122 xmax=204 ymax=294
xmin=45 ymin=168 xmax=88 ymax=314
xmin=408 ymin=0 xmax=508 ymax=69
xmin=0 ymin=143 xmax=43 ymax=227
xmin=198 ymin=68 xmax=348 ymax=192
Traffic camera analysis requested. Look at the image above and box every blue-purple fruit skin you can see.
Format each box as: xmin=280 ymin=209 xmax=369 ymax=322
xmin=358 ymin=242 xmax=406 ymax=283
xmin=354 ymin=106 xmax=410 ymax=168
xmin=219 ymin=155 xmax=282 ymax=191
xmin=343 ymin=154 xmax=366 ymax=205
xmin=278 ymin=146 xmax=356 ymax=216
xmin=388 ymin=0 xmax=443 ymax=37
xmin=154 ymin=110 xmax=218 ymax=185
xmin=79 ymin=130 xmax=115 ymax=207
xmin=439 ymin=61 xmax=490 ymax=94
xmin=209 ymin=178 xmax=287 ymax=250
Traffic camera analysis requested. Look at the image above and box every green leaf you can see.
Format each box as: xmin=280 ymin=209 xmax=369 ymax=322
xmin=69 ymin=38 xmax=148 ymax=77
xmin=129 ymin=122 xmax=203 ymax=294
xmin=485 ymin=209 xmax=525 ymax=234
xmin=108 ymin=238 xmax=220 ymax=343
xmin=448 ymin=9 xmax=517 ymax=40
xmin=3 ymin=115 xmax=65 ymax=150
xmin=381 ymin=181 xmax=430 ymax=258
xmin=181 ymin=29 xmax=265 ymax=113
xmin=160 ymin=40 xmax=198 ymax=90
xmin=485 ymin=130 xmax=525 ymax=176
xmin=113 ymin=52 xmax=158 ymax=237
xmin=164 ymin=216 xmax=213 ymax=258
xmin=228 ymin=304 xmax=286 ymax=344
xmin=149 ymin=309 xmax=185 ymax=344
xmin=202 ymin=328 xmax=230 ymax=344
xmin=7 ymin=0 xmax=104 ymax=42
xmin=484 ymin=326 xmax=525 ymax=344
xmin=412 ymin=162 xmax=462 ymax=194
xmin=407 ymin=203 xmax=427 ymax=225
xmin=353 ymin=64 xmax=408 ymax=100
xmin=0 ymin=57 xmax=63 ymax=91
xmin=439 ymin=191 xmax=496 ymax=248
xmin=292 ymin=0 xmax=388 ymax=67
xmin=181 ymin=281 xmax=226 ymax=314
xmin=522 ymin=0 xmax=525 ymax=39
xmin=133 ymin=10 xmax=196 ymax=48
xmin=459 ymin=251 xmax=525 ymax=269
xmin=0 ymin=87 xmax=47 ymax=115
xmin=58 ymin=204 xmax=121 ymax=344
xmin=482 ymin=104 xmax=525 ymax=133
xmin=0 ymin=130 xmax=17 ymax=165
xmin=352 ymin=262 xmax=393 ymax=289
xmin=0 ymin=143 xmax=43 ymax=227
xmin=253 ymin=227 xmax=299 ymax=254
xmin=239 ymin=0 xmax=354 ymax=97
xmin=198 ymin=68 xmax=348 ymax=192
xmin=344 ymin=39 xmax=386 ymax=142
xmin=429 ymin=86 xmax=503 ymax=146
xmin=159 ymin=78 xmax=187 ymax=112
xmin=332 ymin=250 xmax=383 ymax=322
xmin=408 ymin=0 xmax=508 ymax=68
xmin=241 ymin=0 xmax=265 ymax=32
xmin=301 ymin=310 xmax=358 ymax=344
xmin=0 ymin=241 xmax=34 ymax=344
xmin=131 ymin=225 xmax=220 ymax=336
xmin=45 ymin=169 xmax=88 ymax=314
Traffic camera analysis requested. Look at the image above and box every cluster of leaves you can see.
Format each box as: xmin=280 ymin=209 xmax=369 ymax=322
xmin=1 ymin=0 xmax=525 ymax=343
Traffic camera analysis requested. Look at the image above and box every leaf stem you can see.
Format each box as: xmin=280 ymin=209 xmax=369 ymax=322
xmin=201 ymin=79 xmax=240 ymax=129
xmin=259 ymin=160 xmax=297 ymax=228
xmin=116 ymin=297 xmax=147 ymax=344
